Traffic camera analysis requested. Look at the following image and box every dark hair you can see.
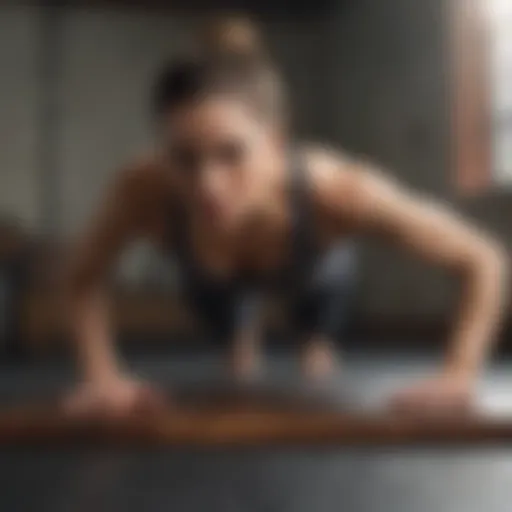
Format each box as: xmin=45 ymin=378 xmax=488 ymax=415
xmin=151 ymin=17 xmax=286 ymax=125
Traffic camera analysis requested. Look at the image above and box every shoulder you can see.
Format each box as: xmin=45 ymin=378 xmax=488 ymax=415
xmin=304 ymin=143 xmax=396 ymax=186
xmin=301 ymin=144 xmax=369 ymax=209
xmin=300 ymin=144 xmax=404 ymax=227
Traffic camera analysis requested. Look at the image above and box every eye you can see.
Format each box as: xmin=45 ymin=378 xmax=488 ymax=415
xmin=216 ymin=140 xmax=246 ymax=166
xmin=170 ymin=145 xmax=201 ymax=173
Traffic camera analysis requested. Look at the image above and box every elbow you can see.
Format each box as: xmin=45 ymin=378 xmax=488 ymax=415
xmin=482 ymin=241 xmax=509 ymax=282
xmin=492 ymin=243 xmax=510 ymax=304
xmin=464 ymin=240 xmax=510 ymax=295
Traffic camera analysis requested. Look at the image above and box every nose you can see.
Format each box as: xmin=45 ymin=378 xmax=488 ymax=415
xmin=198 ymin=165 xmax=222 ymax=197
xmin=195 ymin=165 xmax=228 ymax=214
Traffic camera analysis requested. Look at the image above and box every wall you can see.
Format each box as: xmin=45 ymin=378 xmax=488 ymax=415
xmin=320 ymin=0 xmax=512 ymax=329
xmin=58 ymin=8 xmax=324 ymax=235
xmin=0 ymin=6 xmax=39 ymax=231
xmin=0 ymin=4 xmax=324 ymax=284
xmin=0 ymin=1 xmax=508 ymax=331
xmin=322 ymin=0 xmax=462 ymax=325
xmin=59 ymin=7 xmax=324 ymax=282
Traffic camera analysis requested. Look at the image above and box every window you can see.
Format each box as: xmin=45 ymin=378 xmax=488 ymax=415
xmin=488 ymin=0 xmax=512 ymax=185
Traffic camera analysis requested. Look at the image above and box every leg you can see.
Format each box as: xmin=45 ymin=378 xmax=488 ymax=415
xmin=229 ymin=292 xmax=265 ymax=380
xmin=293 ymin=244 xmax=357 ymax=380
xmin=299 ymin=287 xmax=352 ymax=380
xmin=185 ymin=285 xmax=263 ymax=379
xmin=291 ymin=290 xmax=339 ymax=380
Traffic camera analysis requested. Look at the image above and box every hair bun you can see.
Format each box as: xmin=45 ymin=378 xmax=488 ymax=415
xmin=198 ymin=16 xmax=266 ymax=62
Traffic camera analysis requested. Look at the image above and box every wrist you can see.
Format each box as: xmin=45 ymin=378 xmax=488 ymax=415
xmin=82 ymin=356 xmax=124 ymax=385
xmin=441 ymin=359 xmax=479 ymax=387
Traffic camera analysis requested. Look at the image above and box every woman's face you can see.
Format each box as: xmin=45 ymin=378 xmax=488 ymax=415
xmin=161 ymin=96 xmax=282 ymax=229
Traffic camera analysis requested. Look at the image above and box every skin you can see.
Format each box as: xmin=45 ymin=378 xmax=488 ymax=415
xmin=64 ymin=96 xmax=508 ymax=418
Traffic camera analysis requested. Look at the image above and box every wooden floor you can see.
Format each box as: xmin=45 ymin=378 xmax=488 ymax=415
xmin=2 ymin=352 xmax=512 ymax=512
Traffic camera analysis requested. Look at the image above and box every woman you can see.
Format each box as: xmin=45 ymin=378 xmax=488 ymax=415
xmin=64 ymin=18 xmax=508 ymax=417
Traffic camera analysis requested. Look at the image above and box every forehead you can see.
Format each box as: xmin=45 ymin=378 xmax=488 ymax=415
xmin=166 ymin=97 xmax=265 ymax=141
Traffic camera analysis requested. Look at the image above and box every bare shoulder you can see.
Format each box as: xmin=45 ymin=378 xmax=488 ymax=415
xmin=300 ymin=144 xmax=414 ymax=235
xmin=302 ymin=145 xmax=384 ymax=212
xmin=306 ymin=143 xmax=399 ymax=186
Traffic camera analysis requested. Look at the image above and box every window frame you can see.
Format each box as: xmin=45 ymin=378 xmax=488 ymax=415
xmin=451 ymin=0 xmax=493 ymax=195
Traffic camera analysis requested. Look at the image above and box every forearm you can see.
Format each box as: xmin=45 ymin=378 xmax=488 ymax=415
xmin=70 ymin=288 xmax=122 ymax=382
xmin=444 ymin=246 xmax=509 ymax=381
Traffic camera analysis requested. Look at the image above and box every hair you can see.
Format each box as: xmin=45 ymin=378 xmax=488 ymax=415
xmin=151 ymin=16 xmax=287 ymax=126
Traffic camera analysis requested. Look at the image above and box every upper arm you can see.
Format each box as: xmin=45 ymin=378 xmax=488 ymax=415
xmin=67 ymin=165 xmax=155 ymax=293
xmin=309 ymin=149 xmax=503 ymax=272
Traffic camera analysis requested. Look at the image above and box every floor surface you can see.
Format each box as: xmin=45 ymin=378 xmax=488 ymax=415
xmin=0 ymin=351 xmax=511 ymax=512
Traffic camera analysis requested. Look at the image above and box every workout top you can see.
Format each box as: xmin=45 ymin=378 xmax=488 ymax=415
xmin=169 ymin=149 xmax=355 ymax=331
xmin=172 ymin=150 xmax=314 ymax=279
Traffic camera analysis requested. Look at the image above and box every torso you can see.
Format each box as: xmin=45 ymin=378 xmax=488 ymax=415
xmin=171 ymin=148 xmax=318 ymax=294
xmin=136 ymin=144 xmax=355 ymax=295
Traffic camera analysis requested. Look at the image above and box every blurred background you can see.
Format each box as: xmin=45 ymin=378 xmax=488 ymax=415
xmin=0 ymin=0 xmax=509 ymax=358
xmin=2 ymin=3 xmax=512 ymax=512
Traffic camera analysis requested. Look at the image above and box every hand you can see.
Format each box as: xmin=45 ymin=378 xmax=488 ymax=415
xmin=62 ymin=374 xmax=166 ymax=419
xmin=301 ymin=336 xmax=338 ymax=382
xmin=389 ymin=374 xmax=474 ymax=417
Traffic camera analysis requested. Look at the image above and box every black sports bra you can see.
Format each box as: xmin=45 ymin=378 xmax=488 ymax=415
xmin=170 ymin=148 xmax=318 ymax=296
